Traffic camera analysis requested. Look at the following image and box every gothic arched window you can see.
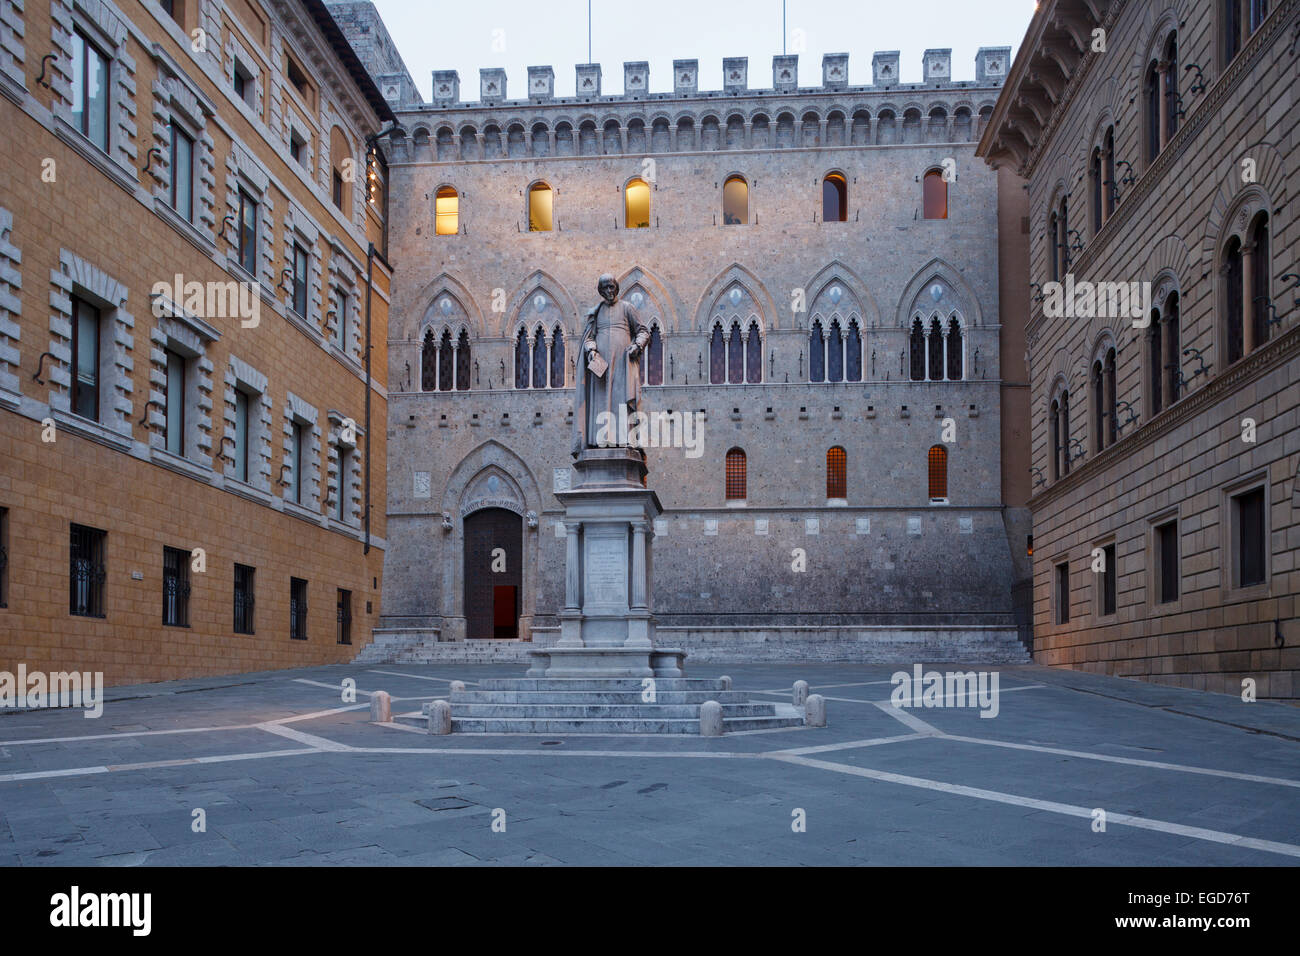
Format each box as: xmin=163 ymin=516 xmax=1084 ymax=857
xmin=421 ymin=328 xmax=437 ymax=391
xmin=1224 ymin=235 xmax=1245 ymax=365
xmin=927 ymin=318 xmax=944 ymax=381
xmin=725 ymin=448 xmax=747 ymax=500
xmin=827 ymin=446 xmax=846 ymax=499
xmin=550 ymin=327 xmax=564 ymax=388
xmin=456 ymin=329 xmax=471 ymax=390
xmin=809 ymin=321 xmax=825 ymax=383
xmin=709 ymin=323 xmax=725 ymax=384
xmin=746 ymin=321 xmax=762 ymax=383
xmin=928 ymin=445 xmax=948 ymax=500
xmin=910 ymin=319 xmax=926 ymax=381
xmin=438 ymin=329 xmax=453 ymax=391
xmin=827 ymin=320 xmax=844 ymax=382
xmin=1149 ymin=308 xmax=1164 ymax=415
xmin=645 ymin=324 xmax=663 ymax=385
xmin=532 ymin=327 xmax=547 ymax=389
xmin=1164 ymin=293 xmax=1181 ymax=405
xmin=515 ymin=327 xmax=529 ymax=389
xmin=846 ymin=320 xmax=862 ymax=381
xmin=727 ymin=321 xmax=744 ymax=383
xmin=946 ymin=317 xmax=963 ymax=380
xmin=435 ymin=186 xmax=459 ymax=235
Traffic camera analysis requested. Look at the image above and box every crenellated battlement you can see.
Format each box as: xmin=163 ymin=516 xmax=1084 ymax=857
xmin=379 ymin=48 xmax=1011 ymax=112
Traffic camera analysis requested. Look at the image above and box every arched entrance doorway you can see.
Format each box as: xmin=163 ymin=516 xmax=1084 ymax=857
xmin=463 ymin=507 xmax=522 ymax=639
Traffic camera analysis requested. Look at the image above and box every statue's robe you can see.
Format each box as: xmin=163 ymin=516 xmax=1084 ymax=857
xmin=571 ymin=298 xmax=649 ymax=457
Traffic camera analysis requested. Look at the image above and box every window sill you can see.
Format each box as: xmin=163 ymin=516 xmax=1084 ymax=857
xmin=283 ymin=499 xmax=323 ymax=525
xmin=51 ymin=410 xmax=133 ymax=452
xmin=153 ymin=198 xmax=217 ymax=258
xmin=826 ymin=498 xmax=848 ymax=507
xmin=1221 ymin=582 xmax=1270 ymax=605
xmin=725 ymin=499 xmax=747 ymax=508
xmin=282 ymin=306 xmax=326 ymax=346
xmin=224 ymin=476 xmax=273 ymax=506
xmin=149 ymin=447 xmax=215 ymax=483
xmin=53 ymin=117 xmax=138 ymax=195
xmin=929 ymin=498 xmax=950 ymax=506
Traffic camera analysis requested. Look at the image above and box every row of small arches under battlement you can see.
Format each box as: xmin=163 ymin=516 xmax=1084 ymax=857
xmin=396 ymin=105 xmax=998 ymax=160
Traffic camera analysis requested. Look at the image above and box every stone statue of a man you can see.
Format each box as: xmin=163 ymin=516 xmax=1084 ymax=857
xmin=571 ymin=274 xmax=649 ymax=458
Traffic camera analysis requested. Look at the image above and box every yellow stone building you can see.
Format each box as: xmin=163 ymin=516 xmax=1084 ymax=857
xmin=0 ymin=0 xmax=395 ymax=685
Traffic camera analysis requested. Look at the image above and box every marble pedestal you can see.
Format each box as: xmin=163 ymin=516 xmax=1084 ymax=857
xmin=527 ymin=447 xmax=686 ymax=678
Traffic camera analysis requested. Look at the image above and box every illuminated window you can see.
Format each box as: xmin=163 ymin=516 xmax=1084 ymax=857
xmin=826 ymin=446 xmax=846 ymax=499
xmin=625 ymin=178 xmax=650 ymax=228
xmin=435 ymin=186 xmax=459 ymax=235
xmin=928 ymin=445 xmax=948 ymax=501
xmin=923 ymin=169 xmax=947 ymax=220
xmin=529 ymin=182 xmax=553 ymax=232
xmin=823 ymin=172 xmax=847 ymax=222
xmin=723 ymin=175 xmax=748 ymax=225
xmin=725 ymin=448 xmax=747 ymax=500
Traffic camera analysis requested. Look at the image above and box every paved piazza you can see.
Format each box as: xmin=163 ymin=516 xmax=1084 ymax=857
xmin=0 ymin=664 xmax=1296 ymax=866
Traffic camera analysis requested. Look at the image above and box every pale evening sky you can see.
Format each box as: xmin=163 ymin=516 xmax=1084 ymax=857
xmin=366 ymin=0 xmax=1037 ymax=101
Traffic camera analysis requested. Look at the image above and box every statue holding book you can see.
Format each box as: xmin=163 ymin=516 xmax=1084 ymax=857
xmin=571 ymin=274 xmax=650 ymax=458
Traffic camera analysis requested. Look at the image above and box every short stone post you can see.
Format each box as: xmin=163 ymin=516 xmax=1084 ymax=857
xmin=369 ymin=690 xmax=392 ymax=722
xmin=699 ymin=700 xmax=724 ymax=736
xmin=793 ymin=680 xmax=809 ymax=706
xmin=805 ymin=694 xmax=827 ymax=727
xmin=427 ymin=699 xmax=452 ymax=735
xmin=719 ymin=675 xmax=732 ymax=690
xmin=449 ymin=680 xmax=465 ymax=694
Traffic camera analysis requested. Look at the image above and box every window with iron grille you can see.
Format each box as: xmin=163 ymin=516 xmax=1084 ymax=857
xmin=290 ymin=577 xmax=308 ymax=640
xmin=336 ymin=588 xmax=352 ymax=645
xmin=234 ymin=563 xmax=255 ymax=635
xmin=725 ymin=448 xmax=746 ymax=501
xmin=162 ymin=546 xmax=191 ymax=626
xmin=70 ymin=524 xmax=106 ymax=618
xmin=826 ymin=446 xmax=846 ymax=499
xmin=928 ymin=445 xmax=948 ymax=500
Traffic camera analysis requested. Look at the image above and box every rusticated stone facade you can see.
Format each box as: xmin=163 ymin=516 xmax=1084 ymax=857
xmin=981 ymin=0 xmax=1300 ymax=699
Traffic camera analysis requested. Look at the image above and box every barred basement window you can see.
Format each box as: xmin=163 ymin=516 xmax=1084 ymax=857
xmin=70 ymin=524 xmax=106 ymax=618
xmin=928 ymin=445 xmax=948 ymax=501
xmin=1155 ymin=520 xmax=1179 ymax=604
xmin=1055 ymin=561 xmax=1070 ymax=625
xmin=234 ymin=563 xmax=255 ymax=635
xmin=162 ymin=546 xmax=191 ymax=627
xmin=1233 ymin=487 xmax=1266 ymax=588
xmin=336 ymin=588 xmax=352 ymax=645
xmin=1098 ymin=542 xmax=1116 ymax=617
xmin=290 ymin=577 xmax=308 ymax=640
xmin=725 ymin=448 xmax=747 ymax=500
xmin=826 ymin=446 xmax=846 ymax=499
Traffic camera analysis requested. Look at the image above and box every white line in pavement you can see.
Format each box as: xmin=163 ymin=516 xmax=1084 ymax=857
xmin=767 ymin=733 xmax=928 ymax=756
xmin=257 ymin=722 xmax=352 ymax=752
xmin=942 ymin=734 xmax=1300 ymax=789
xmin=767 ymin=753 xmax=1300 ymax=860
xmin=0 ymin=724 xmax=260 ymax=746
xmin=366 ymin=670 xmax=481 ymax=686
xmin=874 ymin=701 xmax=944 ymax=736
xmin=0 ymin=748 xmax=321 ymax=783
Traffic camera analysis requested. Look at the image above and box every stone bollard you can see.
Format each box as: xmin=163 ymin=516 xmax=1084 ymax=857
xmin=793 ymin=680 xmax=809 ymax=706
xmin=449 ymin=680 xmax=466 ymax=694
xmin=805 ymin=694 xmax=827 ymax=727
xmin=427 ymin=699 xmax=452 ymax=735
xmin=699 ymin=700 xmax=724 ymax=736
xmin=369 ymin=691 xmax=392 ymax=723
xmin=719 ymin=675 xmax=732 ymax=690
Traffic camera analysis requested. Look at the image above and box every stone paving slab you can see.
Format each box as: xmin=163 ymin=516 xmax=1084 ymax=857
xmin=0 ymin=662 xmax=1296 ymax=865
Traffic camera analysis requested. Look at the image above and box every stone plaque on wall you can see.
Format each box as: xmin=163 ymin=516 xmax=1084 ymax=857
xmin=413 ymin=472 xmax=431 ymax=499
xmin=553 ymin=467 xmax=571 ymax=492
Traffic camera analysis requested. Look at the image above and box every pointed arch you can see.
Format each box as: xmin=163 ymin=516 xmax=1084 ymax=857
xmin=499 ymin=269 xmax=579 ymax=338
xmin=895 ymin=258 xmax=984 ymax=329
xmin=411 ymin=272 xmax=486 ymax=342
xmin=692 ymin=262 xmax=779 ymax=333
xmin=614 ymin=265 xmax=680 ymax=333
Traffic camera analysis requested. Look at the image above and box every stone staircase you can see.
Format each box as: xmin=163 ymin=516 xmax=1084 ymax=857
xmin=353 ymin=630 xmax=531 ymax=664
xmin=395 ymin=677 xmax=807 ymax=735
